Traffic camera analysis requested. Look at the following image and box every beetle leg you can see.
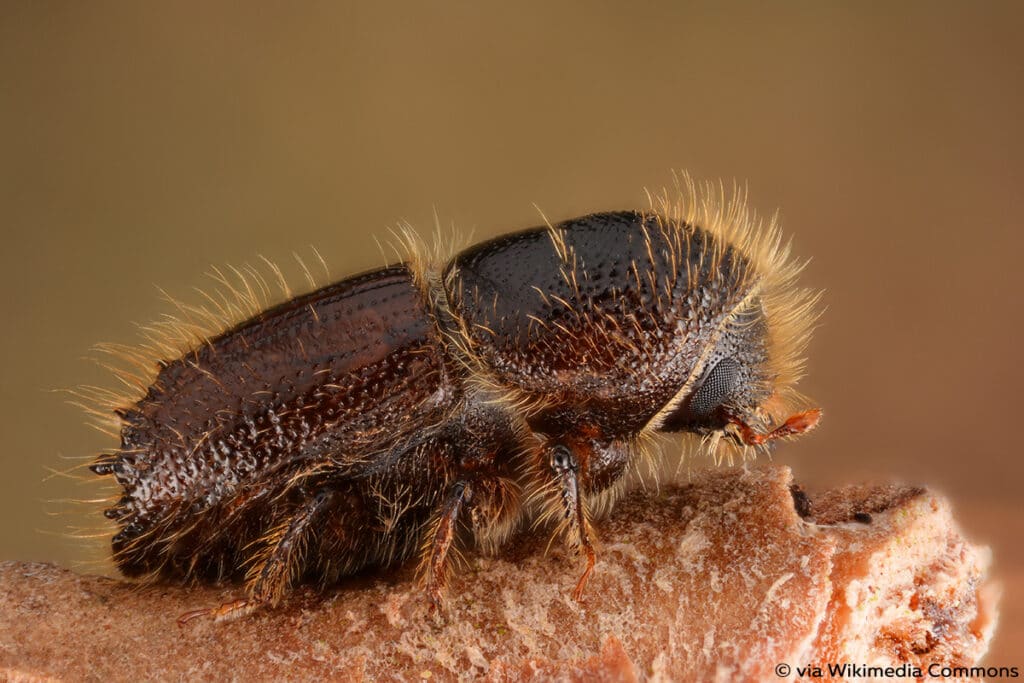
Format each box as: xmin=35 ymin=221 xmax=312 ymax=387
xmin=548 ymin=446 xmax=596 ymax=601
xmin=178 ymin=490 xmax=333 ymax=625
xmin=424 ymin=480 xmax=472 ymax=610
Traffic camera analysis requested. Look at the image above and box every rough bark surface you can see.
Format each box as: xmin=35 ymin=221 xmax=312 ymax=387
xmin=0 ymin=465 xmax=997 ymax=682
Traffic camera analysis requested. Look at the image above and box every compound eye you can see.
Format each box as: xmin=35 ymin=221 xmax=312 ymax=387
xmin=688 ymin=357 xmax=742 ymax=419
xmin=550 ymin=445 xmax=574 ymax=472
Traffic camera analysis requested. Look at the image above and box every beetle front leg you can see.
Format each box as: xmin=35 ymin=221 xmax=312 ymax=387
xmin=548 ymin=444 xmax=597 ymax=601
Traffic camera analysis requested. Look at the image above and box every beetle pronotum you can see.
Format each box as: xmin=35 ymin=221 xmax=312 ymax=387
xmin=86 ymin=176 xmax=821 ymax=621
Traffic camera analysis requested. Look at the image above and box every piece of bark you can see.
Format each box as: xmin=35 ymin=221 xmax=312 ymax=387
xmin=0 ymin=465 xmax=997 ymax=682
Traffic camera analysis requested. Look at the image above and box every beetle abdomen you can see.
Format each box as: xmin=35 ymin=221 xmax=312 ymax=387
xmin=98 ymin=264 xmax=460 ymax=577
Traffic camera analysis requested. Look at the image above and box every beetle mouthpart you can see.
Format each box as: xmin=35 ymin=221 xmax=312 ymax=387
xmin=728 ymin=408 xmax=822 ymax=446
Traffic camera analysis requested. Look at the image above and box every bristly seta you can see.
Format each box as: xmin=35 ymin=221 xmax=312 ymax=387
xmin=83 ymin=174 xmax=821 ymax=621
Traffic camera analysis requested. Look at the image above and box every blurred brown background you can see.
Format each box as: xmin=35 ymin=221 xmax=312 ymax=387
xmin=2 ymin=1 xmax=1021 ymax=665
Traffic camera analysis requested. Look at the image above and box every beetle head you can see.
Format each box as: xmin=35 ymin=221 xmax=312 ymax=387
xmin=655 ymin=299 xmax=821 ymax=451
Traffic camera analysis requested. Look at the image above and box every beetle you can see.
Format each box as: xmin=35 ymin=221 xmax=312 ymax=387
xmin=88 ymin=180 xmax=821 ymax=621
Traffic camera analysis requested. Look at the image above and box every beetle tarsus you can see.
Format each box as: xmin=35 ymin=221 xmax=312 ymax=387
xmin=177 ymin=598 xmax=254 ymax=626
xmin=571 ymin=541 xmax=596 ymax=601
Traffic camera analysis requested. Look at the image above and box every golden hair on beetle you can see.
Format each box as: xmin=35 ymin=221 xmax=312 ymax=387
xmin=73 ymin=174 xmax=821 ymax=620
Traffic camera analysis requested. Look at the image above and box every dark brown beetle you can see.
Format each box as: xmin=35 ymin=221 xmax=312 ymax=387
xmin=89 ymin=181 xmax=821 ymax=620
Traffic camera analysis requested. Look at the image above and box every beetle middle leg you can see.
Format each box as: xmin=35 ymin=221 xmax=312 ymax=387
xmin=419 ymin=397 xmax=529 ymax=610
xmin=422 ymin=472 xmax=524 ymax=610
xmin=424 ymin=480 xmax=471 ymax=609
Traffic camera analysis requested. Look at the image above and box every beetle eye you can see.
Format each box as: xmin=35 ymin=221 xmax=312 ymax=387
xmin=688 ymin=357 xmax=741 ymax=419
xmin=550 ymin=445 xmax=573 ymax=472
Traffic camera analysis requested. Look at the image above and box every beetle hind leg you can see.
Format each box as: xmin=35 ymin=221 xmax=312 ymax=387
xmin=178 ymin=489 xmax=335 ymax=625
